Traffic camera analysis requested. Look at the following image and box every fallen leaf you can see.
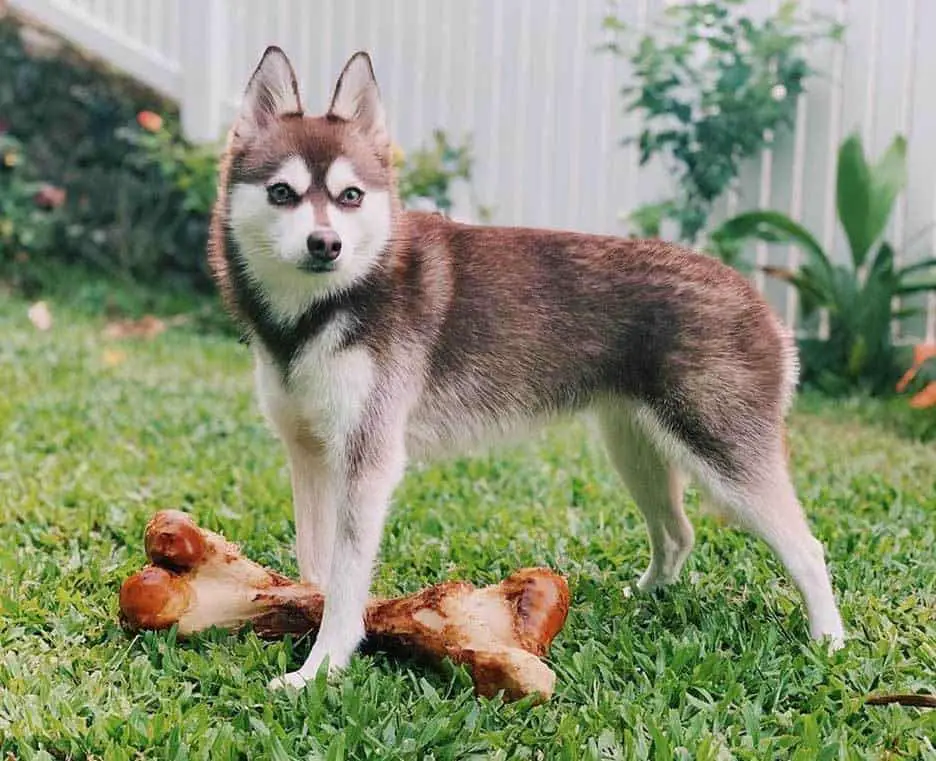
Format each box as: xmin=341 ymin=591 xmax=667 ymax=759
xmin=103 ymin=349 xmax=127 ymax=367
xmin=103 ymin=315 xmax=166 ymax=340
xmin=866 ymin=692 xmax=936 ymax=708
xmin=28 ymin=301 xmax=52 ymax=331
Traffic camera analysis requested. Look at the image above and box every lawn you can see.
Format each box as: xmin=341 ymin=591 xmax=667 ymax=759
xmin=1 ymin=284 xmax=934 ymax=760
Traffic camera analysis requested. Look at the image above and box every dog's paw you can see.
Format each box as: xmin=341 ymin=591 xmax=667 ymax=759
xmin=268 ymin=669 xmax=311 ymax=691
xmin=826 ymin=633 xmax=847 ymax=655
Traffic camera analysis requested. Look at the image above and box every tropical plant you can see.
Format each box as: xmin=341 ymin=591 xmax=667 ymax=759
xmin=710 ymin=133 xmax=936 ymax=394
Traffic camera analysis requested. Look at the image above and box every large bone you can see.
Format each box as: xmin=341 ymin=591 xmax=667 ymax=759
xmin=119 ymin=510 xmax=570 ymax=701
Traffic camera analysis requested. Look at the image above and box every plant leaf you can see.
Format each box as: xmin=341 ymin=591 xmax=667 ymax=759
xmin=897 ymin=257 xmax=936 ymax=278
xmin=836 ymin=133 xmax=907 ymax=268
xmin=836 ymin=133 xmax=873 ymax=267
xmin=712 ymin=211 xmax=832 ymax=278
xmin=868 ymin=241 xmax=895 ymax=281
xmin=763 ymin=265 xmax=828 ymax=317
xmin=895 ymin=280 xmax=936 ymax=296
xmin=868 ymin=135 xmax=908 ymax=261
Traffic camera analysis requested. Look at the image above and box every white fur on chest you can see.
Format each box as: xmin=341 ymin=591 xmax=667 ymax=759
xmin=254 ymin=316 xmax=375 ymax=455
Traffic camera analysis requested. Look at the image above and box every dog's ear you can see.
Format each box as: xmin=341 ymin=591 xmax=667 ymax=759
xmin=328 ymin=52 xmax=387 ymax=141
xmin=235 ymin=46 xmax=302 ymax=139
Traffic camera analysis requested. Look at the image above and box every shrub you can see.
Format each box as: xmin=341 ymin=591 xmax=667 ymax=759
xmin=0 ymin=134 xmax=63 ymax=254
xmin=601 ymin=0 xmax=841 ymax=243
xmin=395 ymin=130 xmax=491 ymax=221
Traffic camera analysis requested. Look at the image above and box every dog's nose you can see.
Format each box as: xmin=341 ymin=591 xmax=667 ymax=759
xmin=306 ymin=230 xmax=342 ymax=261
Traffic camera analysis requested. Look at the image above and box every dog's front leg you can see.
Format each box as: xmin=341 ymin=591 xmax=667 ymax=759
xmin=284 ymin=435 xmax=336 ymax=587
xmin=269 ymin=420 xmax=406 ymax=689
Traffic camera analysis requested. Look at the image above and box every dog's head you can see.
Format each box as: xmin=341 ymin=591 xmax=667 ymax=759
xmin=223 ymin=48 xmax=397 ymax=311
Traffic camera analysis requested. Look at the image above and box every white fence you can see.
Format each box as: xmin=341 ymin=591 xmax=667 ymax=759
xmin=8 ymin=0 xmax=936 ymax=340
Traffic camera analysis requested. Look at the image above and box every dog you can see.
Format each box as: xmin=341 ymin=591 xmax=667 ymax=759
xmin=207 ymin=47 xmax=845 ymax=690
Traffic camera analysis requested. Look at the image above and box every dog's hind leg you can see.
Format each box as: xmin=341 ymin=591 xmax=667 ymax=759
xmin=707 ymin=454 xmax=845 ymax=648
xmin=599 ymin=406 xmax=694 ymax=591
xmin=634 ymin=403 xmax=845 ymax=648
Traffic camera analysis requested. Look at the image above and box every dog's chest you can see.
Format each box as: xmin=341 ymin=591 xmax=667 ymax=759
xmin=253 ymin=318 xmax=374 ymax=444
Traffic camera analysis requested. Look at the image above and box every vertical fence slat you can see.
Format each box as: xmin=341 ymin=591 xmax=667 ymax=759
xmin=754 ymin=0 xmax=779 ymax=294
xmin=179 ymin=0 xmax=226 ymax=143
xmin=785 ymin=0 xmax=812 ymax=328
xmin=510 ymin=0 xmax=533 ymax=223
xmin=891 ymin=0 xmax=919 ymax=341
xmin=819 ymin=0 xmax=849 ymax=339
xmin=537 ymin=0 xmax=560 ymax=226
xmin=861 ymin=0 xmax=880 ymax=150
xmin=485 ymin=4 xmax=504 ymax=213
xmin=623 ymin=0 xmax=650 ymax=235
xmin=566 ymin=1 xmax=588 ymax=230
xmin=597 ymin=0 xmax=620 ymax=234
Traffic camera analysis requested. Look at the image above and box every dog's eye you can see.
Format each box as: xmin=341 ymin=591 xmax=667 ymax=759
xmin=267 ymin=183 xmax=298 ymax=206
xmin=338 ymin=187 xmax=365 ymax=207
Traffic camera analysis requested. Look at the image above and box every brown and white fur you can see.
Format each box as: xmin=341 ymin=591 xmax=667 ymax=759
xmin=208 ymin=48 xmax=845 ymax=690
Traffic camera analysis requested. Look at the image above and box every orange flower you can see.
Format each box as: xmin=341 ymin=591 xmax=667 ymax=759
xmin=910 ymin=382 xmax=936 ymax=409
xmin=137 ymin=110 xmax=164 ymax=132
xmin=33 ymin=183 xmax=66 ymax=209
xmin=896 ymin=343 xmax=936 ymax=393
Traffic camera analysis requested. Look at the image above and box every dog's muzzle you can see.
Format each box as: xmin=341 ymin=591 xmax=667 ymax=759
xmin=301 ymin=230 xmax=341 ymax=272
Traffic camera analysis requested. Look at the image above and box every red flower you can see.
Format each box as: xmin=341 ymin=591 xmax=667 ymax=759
xmin=137 ymin=111 xmax=163 ymax=132
xmin=34 ymin=184 xmax=66 ymax=209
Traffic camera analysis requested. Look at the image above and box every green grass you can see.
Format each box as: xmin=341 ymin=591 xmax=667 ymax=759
xmin=1 ymin=282 xmax=934 ymax=760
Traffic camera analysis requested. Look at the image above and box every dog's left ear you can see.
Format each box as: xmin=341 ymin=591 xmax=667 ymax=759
xmin=235 ymin=46 xmax=302 ymax=139
xmin=328 ymin=52 xmax=387 ymax=141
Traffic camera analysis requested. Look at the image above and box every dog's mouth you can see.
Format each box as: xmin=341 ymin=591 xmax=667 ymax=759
xmin=297 ymin=259 xmax=338 ymax=274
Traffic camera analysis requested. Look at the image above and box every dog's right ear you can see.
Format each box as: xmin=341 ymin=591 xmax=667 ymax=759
xmin=235 ymin=46 xmax=302 ymax=139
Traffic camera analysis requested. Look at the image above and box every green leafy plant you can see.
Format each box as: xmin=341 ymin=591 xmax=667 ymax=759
xmin=602 ymin=0 xmax=841 ymax=243
xmin=710 ymin=133 xmax=936 ymax=394
xmin=395 ymin=130 xmax=491 ymax=221
xmin=118 ymin=113 xmax=218 ymax=216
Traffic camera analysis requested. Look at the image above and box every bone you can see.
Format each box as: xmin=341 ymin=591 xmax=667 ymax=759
xmin=119 ymin=510 xmax=570 ymax=701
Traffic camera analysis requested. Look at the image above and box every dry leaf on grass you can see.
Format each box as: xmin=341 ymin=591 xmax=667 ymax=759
xmin=102 ymin=349 xmax=127 ymax=368
xmin=27 ymin=301 xmax=52 ymax=331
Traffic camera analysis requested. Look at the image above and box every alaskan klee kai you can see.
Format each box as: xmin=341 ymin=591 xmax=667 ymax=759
xmin=208 ymin=48 xmax=845 ymax=690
